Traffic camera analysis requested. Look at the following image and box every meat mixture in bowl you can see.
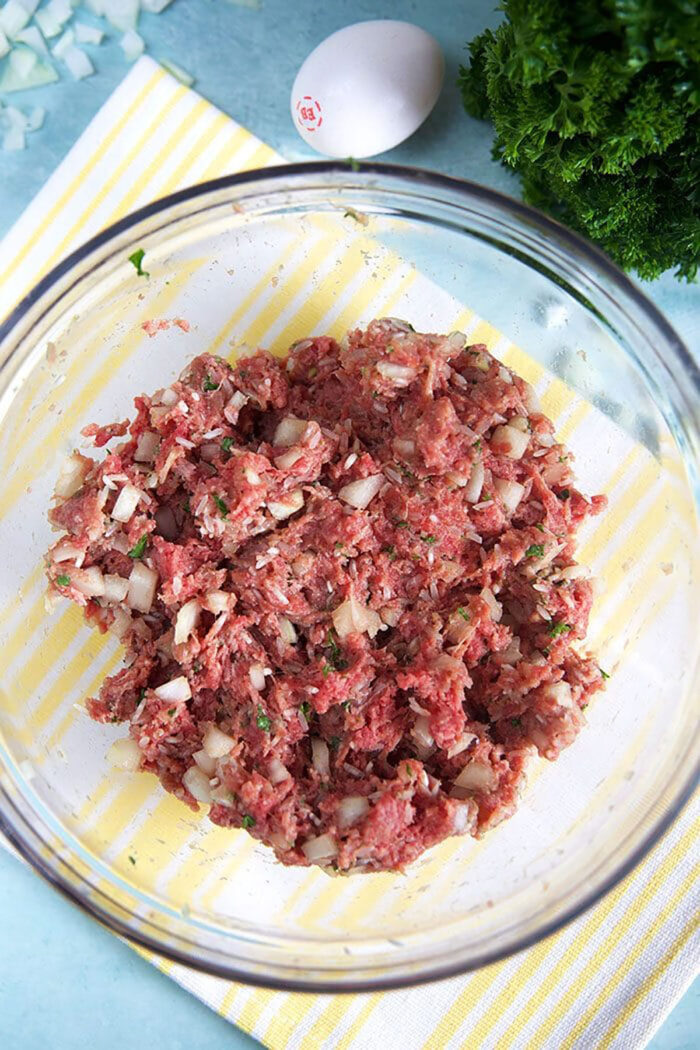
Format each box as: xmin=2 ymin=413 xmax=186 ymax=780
xmin=46 ymin=320 xmax=607 ymax=872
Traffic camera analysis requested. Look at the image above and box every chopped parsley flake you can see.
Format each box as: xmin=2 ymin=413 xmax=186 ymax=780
xmin=183 ymin=497 xmax=191 ymax=514
xmin=342 ymin=700 xmax=351 ymax=711
xmin=525 ymin=544 xmax=545 ymax=558
xmin=600 ymin=667 xmax=610 ymax=680
xmin=167 ymin=707 xmax=176 ymax=717
xmin=193 ymin=659 xmax=202 ymax=673
xmin=557 ymin=488 xmax=571 ymax=500
xmin=324 ymin=629 xmax=347 ymax=671
xmin=382 ymin=545 xmax=396 ymax=560
xmin=139 ymin=688 xmax=146 ymax=701
xmin=300 ymin=701 xmax=311 ymax=718
xmin=203 ymin=374 xmax=219 ymax=392
xmin=128 ymin=854 xmax=136 ymax=865
xmin=329 ymin=735 xmax=341 ymax=750
xmin=241 ymin=814 xmax=256 ymax=828
xmin=548 ymin=621 xmax=572 ymax=638
xmin=473 ymin=439 xmax=482 ymax=451
xmin=256 ymin=705 xmax=271 ymax=731
xmin=213 ymin=494 xmax=228 ymax=517
xmin=321 ymin=662 xmax=332 ymax=678
xmin=221 ymin=437 xmax=234 ymax=452
xmin=56 ymin=574 xmax=70 ymax=586
xmin=127 ymin=535 xmax=148 ymax=559
xmin=421 ymin=533 xmax=437 ymax=544
xmin=535 ymin=523 xmax=545 ymax=532
xmin=395 ymin=520 xmax=410 ymax=529
xmin=128 ymin=249 xmax=148 ymax=277
xmin=510 ymin=717 xmax=522 ymax=728
xmin=405 ymin=763 xmax=413 ymax=776
xmin=456 ymin=607 xmax=470 ymax=621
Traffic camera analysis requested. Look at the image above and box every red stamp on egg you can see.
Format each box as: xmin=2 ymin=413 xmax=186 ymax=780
xmin=296 ymin=96 xmax=323 ymax=132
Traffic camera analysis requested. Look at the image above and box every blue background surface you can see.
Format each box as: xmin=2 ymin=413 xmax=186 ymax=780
xmin=0 ymin=1 xmax=696 ymax=1047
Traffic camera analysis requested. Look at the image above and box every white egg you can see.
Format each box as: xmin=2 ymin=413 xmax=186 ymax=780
xmin=291 ymin=20 xmax=444 ymax=159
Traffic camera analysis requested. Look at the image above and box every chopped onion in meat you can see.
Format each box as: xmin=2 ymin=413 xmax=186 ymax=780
xmin=411 ymin=715 xmax=434 ymax=758
xmin=134 ymin=430 xmax=159 ymax=462
xmin=336 ymin=795 xmax=369 ymax=829
xmin=311 ymin=737 xmax=330 ymax=777
xmin=103 ymin=573 xmax=129 ymax=603
xmin=274 ymin=448 xmax=303 ymax=469
xmin=193 ymin=749 xmax=216 ymax=776
xmin=111 ymin=483 xmax=142 ymax=522
xmin=332 ymin=594 xmax=382 ymax=639
xmin=249 ymin=663 xmax=266 ymax=690
xmin=301 ymin=832 xmax=338 ymax=862
xmin=279 ymin=616 xmax=297 ymax=644
xmin=493 ymin=477 xmax=525 ymax=514
xmin=109 ymin=606 xmax=131 ymax=639
xmin=273 ymin=416 xmax=308 ymax=447
xmin=492 ymin=424 xmax=529 ymax=460
xmin=268 ymin=489 xmax=304 ymax=520
xmin=154 ymin=675 xmax=191 ymax=702
xmin=451 ymin=760 xmax=498 ymax=798
xmin=376 ymin=361 xmax=415 ymax=386
xmin=54 ymin=452 xmax=91 ymax=500
xmin=480 ymin=587 xmax=502 ymax=622
xmin=174 ymin=599 xmax=200 ymax=644
xmin=541 ymin=680 xmax=573 ymax=709
xmin=338 ymin=475 xmax=383 ymax=509
xmin=127 ymin=562 xmax=157 ymax=613
xmin=202 ymin=723 xmax=234 ymax=758
xmin=71 ymin=566 xmax=105 ymax=597
xmin=50 ymin=540 xmax=85 ymax=565
xmin=464 ymin=460 xmax=485 ymax=503
xmin=183 ymin=765 xmax=212 ymax=803
xmin=268 ymin=758 xmax=289 ymax=785
xmin=203 ymin=590 xmax=230 ymax=615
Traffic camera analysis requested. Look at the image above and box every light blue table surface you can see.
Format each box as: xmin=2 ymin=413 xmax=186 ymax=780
xmin=0 ymin=2 xmax=696 ymax=1048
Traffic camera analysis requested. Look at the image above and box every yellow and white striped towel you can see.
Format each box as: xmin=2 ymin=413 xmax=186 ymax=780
xmin=0 ymin=57 xmax=697 ymax=1050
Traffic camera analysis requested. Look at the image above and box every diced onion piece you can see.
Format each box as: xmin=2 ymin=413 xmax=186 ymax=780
xmin=102 ymin=0 xmax=139 ymax=31
xmin=203 ymin=723 xmax=234 ymax=758
xmin=0 ymin=0 xmax=31 ymax=38
xmin=62 ymin=43 xmax=94 ymax=79
xmin=543 ymin=462 xmax=569 ymax=485
xmin=134 ymin=430 xmax=159 ymax=462
xmin=110 ymin=607 xmax=131 ymax=639
xmin=492 ymin=424 xmax=529 ymax=460
xmin=464 ymin=460 xmax=485 ymax=503
xmin=120 ymin=28 xmax=143 ymax=61
xmin=103 ymin=574 xmax=129 ymax=603
xmin=127 ymin=562 xmax=157 ymax=613
xmin=411 ymin=715 xmax=434 ymax=757
xmin=509 ymin=415 xmax=529 ymax=433
xmin=338 ymin=474 xmax=383 ymax=509
xmin=50 ymin=540 xmax=84 ymax=564
xmin=301 ymin=832 xmax=338 ymax=862
xmin=141 ymin=0 xmax=174 ymax=12
xmin=447 ymin=732 xmax=477 ymax=759
xmin=332 ymin=594 xmax=382 ymax=640
xmin=243 ymin=466 xmax=261 ymax=485
xmin=311 ymin=737 xmax=330 ymax=777
xmin=393 ymin=437 xmax=415 ymax=457
xmin=445 ymin=609 xmax=474 ymax=645
xmin=268 ymin=489 xmax=304 ymax=520
xmin=274 ymin=448 xmax=303 ymax=469
xmin=107 ymin=737 xmax=141 ymax=772
xmin=493 ymin=477 xmax=525 ymax=514
xmin=451 ymin=760 xmax=498 ymax=797
xmin=446 ymin=469 xmax=469 ymax=488
xmin=203 ymin=590 xmax=230 ymax=615
xmin=249 ymin=663 xmax=266 ymax=690
xmin=174 ymin=598 xmax=200 ymax=645
xmin=183 ymin=765 xmax=212 ymax=803
xmin=336 ymin=795 xmax=369 ymax=830
xmin=273 ymin=416 xmax=308 ymax=447
xmin=480 ymin=587 xmax=502 ymax=622
xmin=16 ymin=25 xmax=49 ymax=57
xmin=376 ymin=361 xmax=416 ymax=386
xmin=74 ymin=22 xmax=104 ymax=44
xmin=111 ymin=483 xmax=142 ymax=522
xmin=279 ymin=616 xmax=297 ymax=644
xmin=71 ymin=566 xmax=105 ymax=597
xmin=193 ymin=749 xmax=216 ymax=776
xmin=268 ymin=758 xmax=289 ymax=785
xmin=453 ymin=801 xmax=476 ymax=834
xmin=54 ymin=452 xmax=91 ymax=499
xmin=154 ymin=675 xmax=191 ymax=702
xmin=542 ymin=680 xmax=573 ymax=709
xmin=224 ymin=390 xmax=246 ymax=424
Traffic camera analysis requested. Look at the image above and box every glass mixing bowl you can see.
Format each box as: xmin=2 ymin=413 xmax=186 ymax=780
xmin=0 ymin=164 xmax=697 ymax=991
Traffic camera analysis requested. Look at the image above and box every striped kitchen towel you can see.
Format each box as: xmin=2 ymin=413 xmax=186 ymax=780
xmin=0 ymin=56 xmax=697 ymax=1050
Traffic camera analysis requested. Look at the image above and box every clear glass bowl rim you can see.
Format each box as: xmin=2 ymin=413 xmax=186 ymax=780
xmin=0 ymin=161 xmax=697 ymax=992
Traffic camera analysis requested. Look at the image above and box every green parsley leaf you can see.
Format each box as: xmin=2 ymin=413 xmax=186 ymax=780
xmin=203 ymin=373 xmax=219 ymax=392
xmin=510 ymin=716 xmax=522 ymax=728
xmin=421 ymin=533 xmax=437 ymax=544
xmin=548 ymin=621 xmax=572 ymax=638
xmin=323 ymin=629 xmax=347 ymax=671
xmin=167 ymin=707 xmax=176 ymax=717
xmin=56 ymin=574 xmax=70 ymax=586
xmin=193 ymin=659 xmax=202 ymax=673
xmin=382 ymin=544 xmax=396 ymax=560
xmin=456 ymin=607 xmax=470 ymax=621
xmin=256 ymin=705 xmax=271 ymax=732
xmin=128 ymin=855 xmax=136 ymax=865
xmin=395 ymin=520 xmax=410 ymax=529
xmin=473 ymin=439 xmax=482 ymax=451
xmin=182 ymin=497 xmax=191 ymax=514
xmin=300 ymin=701 xmax=311 ymax=718
xmin=535 ymin=523 xmax=545 ymax=532
xmin=128 ymin=249 xmax=148 ymax=277
xmin=600 ymin=667 xmax=610 ymax=680
xmin=127 ymin=535 xmax=148 ymax=559
xmin=139 ymin=688 xmax=146 ymax=701
xmin=321 ymin=663 xmax=332 ymax=678
xmin=342 ymin=700 xmax=351 ymax=712
xmin=557 ymin=489 xmax=571 ymax=500
xmin=525 ymin=544 xmax=545 ymax=558
xmin=213 ymin=494 xmax=228 ymax=517
xmin=221 ymin=437 xmax=234 ymax=452
xmin=241 ymin=814 xmax=256 ymax=828
xmin=329 ymin=735 xmax=341 ymax=750
xmin=405 ymin=762 xmax=413 ymax=777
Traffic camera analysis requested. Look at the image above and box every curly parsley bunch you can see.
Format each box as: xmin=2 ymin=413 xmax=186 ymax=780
xmin=460 ymin=0 xmax=699 ymax=280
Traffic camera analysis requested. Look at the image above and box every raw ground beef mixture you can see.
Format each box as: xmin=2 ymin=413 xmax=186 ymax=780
xmin=46 ymin=319 xmax=607 ymax=873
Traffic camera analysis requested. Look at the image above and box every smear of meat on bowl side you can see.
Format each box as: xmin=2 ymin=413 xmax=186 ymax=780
xmin=45 ymin=319 xmax=607 ymax=873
